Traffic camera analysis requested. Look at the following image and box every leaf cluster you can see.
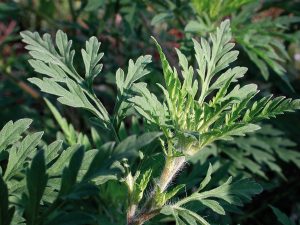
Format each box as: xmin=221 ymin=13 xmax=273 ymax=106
xmin=185 ymin=1 xmax=300 ymax=84
xmin=131 ymin=20 xmax=300 ymax=158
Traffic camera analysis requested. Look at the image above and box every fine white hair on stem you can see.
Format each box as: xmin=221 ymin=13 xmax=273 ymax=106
xmin=158 ymin=156 xmax=186 ymax=191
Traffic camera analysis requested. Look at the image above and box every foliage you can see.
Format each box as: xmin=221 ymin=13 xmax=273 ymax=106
xmin=221 ymin=125 xmax=300 ymax=179
xmin=270 ymin=205 xmax=298 ymax=225
xmin=1 ymin=19 xmax=296 ymax=225
xmin=185 ymin=1 xmax=300 ymax=85
xmin=1 ymin=0 xmax=300 ymax=224
xmin=186 ymin=124 xmax=300 ymax=182
xmin=131 ymin=20 xmax=300 ymax=157
xmin=191 ymin=0 xmax=254 ymax=20
xmin=0 ymin=118 xmax=160 ymax=224
xmin=161 ymin=164 xmax=262 ymax=224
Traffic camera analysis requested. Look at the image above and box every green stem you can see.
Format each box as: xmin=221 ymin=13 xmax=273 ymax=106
xmin=111 ymin=93 xmax=124 ymax=130
xmin=127 ymin=209 xmax=161 ymax=225
xmin=158 ymin=156 xmax=186 ymax=192
xmin=84 ymin=89 xmax=120 ymax=142
xmin=109 ymin=122 xmax=120 ymax=143
xmin=126 ymin=155 xmax=186 ymax=225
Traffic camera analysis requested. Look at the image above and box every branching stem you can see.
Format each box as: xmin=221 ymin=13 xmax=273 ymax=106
xmin=127 ymin=155 xmax=186 ymax=225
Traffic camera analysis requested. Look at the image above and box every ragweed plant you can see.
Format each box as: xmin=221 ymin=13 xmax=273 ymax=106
xmin=128 ymin=20 xmax=300 ymax=224
xmin=0 ymin=20 xmax=299 ymax=225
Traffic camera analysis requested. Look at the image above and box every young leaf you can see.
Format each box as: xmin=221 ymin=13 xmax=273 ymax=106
xmin=131 ymin=169 xmax=152 ymax=203
xmin=81 ymin=36 xmax=104 ymax=87
xmin=114 ymin=55 xmax=152 ymax=127
xmin=21 ymin=30 xmax=80 ymax=82
xmin=130 ymin=19 xmax=300 ymax=158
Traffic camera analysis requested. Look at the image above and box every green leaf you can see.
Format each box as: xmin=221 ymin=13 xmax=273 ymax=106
xmin=48 ymin=145 xmax=80 ymax=177
xmin=197 ymin=163 xmax=213 ymax=191
xmin=129 ymin=83 xmax=169 ymax=134
xmin=244 ymin=97 xmax=300 ymax=123
xmin=28 ymin=59 xmax=67 ymax=82
xmin=151 ymin=12 xmax=173 ymax=26
xmin=29 ymin=78 xmax=98 ymax=117
xmin=161 ymin=206 xmax=210 ymax=225
xmin=220 ymin=124 xmax=300 ymax=179
xmin=270 ymin=206 xmax=294 ymax=225
xmin=59 ymin=147 xmax=84 ymax=196
xmin=22 ymin=29 xmax=111 ymax=127
xmin=25 ymin=150 xmax=48 ymax=225
xmin=200 ymin=123 xmax=261 ymax=147
xmin=45 ymin=98 xmax=77 ymax=144
xmin=192 ymin=178 xmax=262 ymax=206
xmin=21 ymin=30 xmax=80 ymax=82
xmin=0 ymin=119 xmax=32 ymax=152
xmin=44 ymin=140 xmax=63 ymax=165
xmin=114 ymin=132 xmax=162 ymax=157
xmin=165 ymin=184 xmax=185 ymax=202
xmin=81 ymin=36 xmax=103 ymax=86
xmin=4 ymin=132 xmax=43 ymax=181
xmin=91 ymin=127 xmax=102 ymax=148
xmin=201 ymin=199 xmax=225 ymax=215
xmin=185 ymin=19 xmax=213 ymax=34
xmin=45 ymin=98 xmax=91 ymax=149
xmin=114 ymin=55 xmax=152 ymax=124
xmin=84 ymin=0 xmax=105 ymax=11
xmin=187 ymin=2 xmax=299 ymax=85
xmin=169 ymin=165 xmax=262 ymax=222
xmin=116 ymin=55 xmax=152 ymax=95
xmin=155 ymin=184 xmax=185 ymax=207
xmin=131 ymin=19 xmax=300 ymax=159
xmin=82 ymin=152 xmax=115 ymax=183
xmin=132 ymin=169 xmax=152 ymax=203
xmin=0 ymin=175 xmax=15 ymax=225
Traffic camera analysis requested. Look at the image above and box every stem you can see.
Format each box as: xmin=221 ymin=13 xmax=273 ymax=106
xmin=127 ymin=204 xmax=137 ymax=225
xmin=158 ymin=156 xmax=186 ymax=191
xmin=126 ymin=156 xmax=186 ymax=225
xmin=127 ymin=209 xmax=161 ymax=225
xmin=84 ymin=89 xmax=120 ymax=142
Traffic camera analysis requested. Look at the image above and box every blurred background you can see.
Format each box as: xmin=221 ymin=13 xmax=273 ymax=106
xmin=0 ymin=0 xmax=300 ymax=224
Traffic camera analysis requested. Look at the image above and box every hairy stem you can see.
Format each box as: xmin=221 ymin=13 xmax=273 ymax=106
xmin=158 ymin=156 xmax=186 ymax=191
xmin=127 ymin=209 xmax=161 ymax=225
xmin=127 ymin=204 xmax=138 ymax=225
xmin=127 ymin=156 xmax=186 ymax=225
